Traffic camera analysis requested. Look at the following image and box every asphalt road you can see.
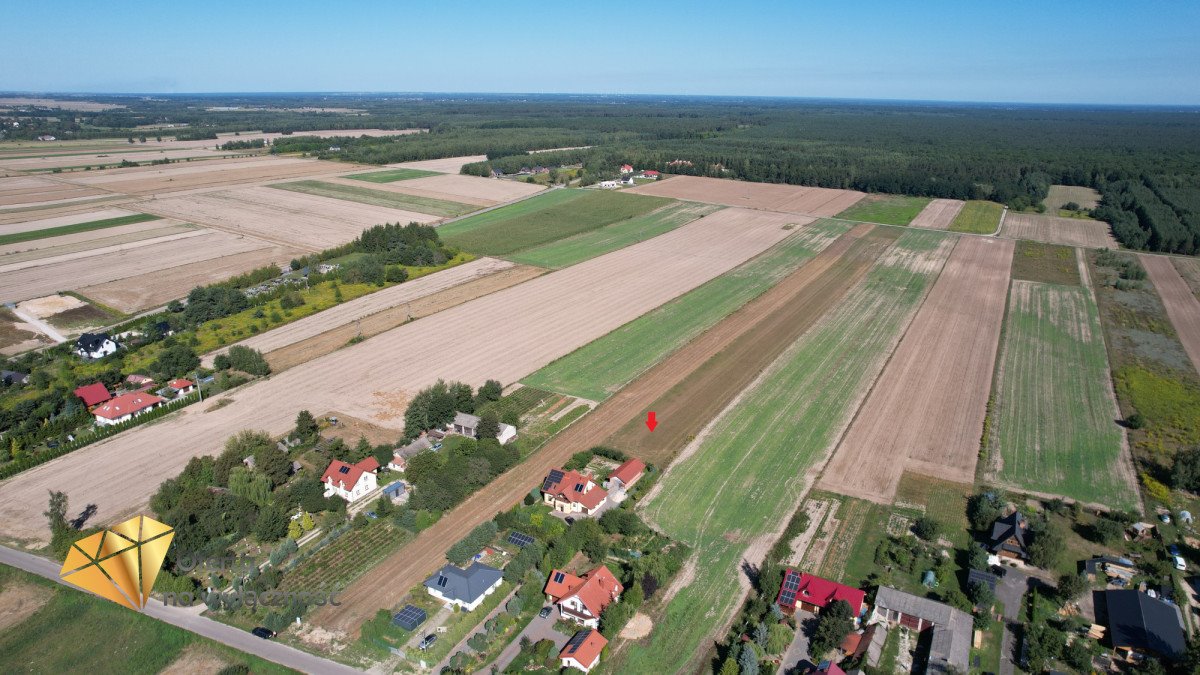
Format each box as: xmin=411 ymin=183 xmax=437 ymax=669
xmin=0 ymin=544 xmax=362 ymax=675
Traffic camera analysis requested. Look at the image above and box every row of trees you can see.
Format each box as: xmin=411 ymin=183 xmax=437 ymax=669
xmin=402 ymin=378 xmax=503 ymax=438
xmin=1096 ymin=178 xmax=1200 ymax=253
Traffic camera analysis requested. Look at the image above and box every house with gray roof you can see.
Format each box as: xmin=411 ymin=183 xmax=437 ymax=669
xmin=871 ymin=587 xmax=971 ymax=674
xmin=988 ymin=511 xmax=1029 ymax=560
xmin=1102 ymin=589 xmax=1186 ymax=662
xmin=424 ymin=562 xmax=503 ymax=611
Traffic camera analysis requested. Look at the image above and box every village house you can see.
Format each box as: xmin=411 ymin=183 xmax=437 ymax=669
xmin=871 ymin=587 xmax=972 ymax=674
xmin=987 ymin=511 xmax=1030 ymax=560
xmin=74 ymin=332 xmax=119 ymax=360
xmin=604 ymin=458 xmax=646 ymax=492
xmin=1102 ymin=589 xmax=1186 ymax=663
xmin=541 ymin=468 xmax=608 ymax=516
xmin=544 ymin=564 xmax=623 ymax=628
xmin=776 ymin=569 xmax=865 ymax=616
xmin=619 ymin=164 xmax=634 ymax=174
xmin=813 ymin=662 xmax=846 ymax=675
xmin=559 ymin=629 xmax=608 ymax=673
xmin=321 ymin=457 xmax=379 ymax=502
xmin=423 ymin=562 xmax=503 ymax=611
xmin=390 ymin=435 xmax=433 ymax=471
xmin=598 ymin=180 xmax=619 ymax=189
xmin=92 ymin=392 xmax=165 ymax=426
xmin=641 ymin=170 xmax=660 ymax=179
xmin=125 ymin=374 xmax=155 ymax=389
xmin=446 ymin=411 xmax=518 ymax=445
xmin=166 ymin=378 xmax=195 ymax=397
xmin=73 ymin=382 xmax=112 ymax=408
xmin=1128 ymin=522 xmax=1156 ymax=542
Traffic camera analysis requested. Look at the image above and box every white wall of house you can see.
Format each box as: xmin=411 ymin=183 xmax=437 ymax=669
xmin=324 ymin=472 xmax=377 ymax=502
xmin=562 ymin=654 xmax=600 ymax=673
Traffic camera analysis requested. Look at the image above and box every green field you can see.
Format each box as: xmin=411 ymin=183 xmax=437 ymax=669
xmin=989 ymin=281 xmax=1137 ymax=509
xmin=949 ymin=200 xmax=1004 ymax=234
xmin=0 ymin=564 xmax=293 ymax=674
xmin=615 ymin=230 xmax=953 ymax=672
xmin=835 ymin=194 xmax=931 ymax=226
xmin=506 ymin=202 xmax=722 ymax=268
xmin=344 ymin=168 xmax=439 ymax=183
xmin=521 ymin=219 xmax=854 ymax=401
xmin=0 ymin=213 xmax=160 ymax=246
xmin=271 ymin=180 xmax=475 ymax=217
xmin=436 ymin=188 xmax=671 ymax=256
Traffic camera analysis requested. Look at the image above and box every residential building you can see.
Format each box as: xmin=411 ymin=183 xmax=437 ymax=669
xmin=641 ymin=170 xmax=660 ymax=179
xmin=605 ymin=458 xmax=646 ymax=492
xmin=1102 ymin=589 xmax=1186 ymax=662
xmin=423 ymin=562 xmax=503 ymax=611
xmin=598 ymin=180 xmax=619 ymax=189
xmin=92 ymin=392 xmax=165 ymax=426
xmin=560 ymin=629 xmax=607 ymax=673
xmin=988 ymin=511 xmax=1030 ymax=560
xmin=541 ymin=468 xmax=608 ymax=516
xmin=73 ymin=382 xmax=112 ymax=408
xmin=619 ymin=164 xmax=634 ymax=174
xmin=776 ymin=569 xmax=865 ymax=616
xmin=967 ymin=568 xmax=1000 ymax=594
xmin=544 ymin=565 xmax=623 ymax=628
xmin=75 ymin=333 xmax=119 ymax=359
xmin=321 ymin=457 xmax=380 ymax=502
xmin=166 ymin=378 xmax=195 ymax=396
xmin=125 ymin=374 xmax=155 ymax=388
xmin=814 ymin=662 xmax=846 ymax=675
xmin=450 ymin=411 xmax=479 ymax=437
xmin=871 ymin=587 xmax=972 ymax=674
xmin=1 ymin=370 xmax=29 ymax=386
xmin=391 ymin=434 xmax=438 ymax=471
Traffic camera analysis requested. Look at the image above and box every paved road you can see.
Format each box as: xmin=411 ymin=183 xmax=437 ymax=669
xmin=995 ymin=568 xmax=1029 ymax=675
xmin=490 ymin=606 xmax=571 ymax=672
xmin=0 ymin=544 xmax=362 ymax=674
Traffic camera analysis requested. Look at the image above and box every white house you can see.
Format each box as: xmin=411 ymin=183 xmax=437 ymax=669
xmin=92 ymin=392 xmax=164 ymax=426
xmin=75 ymin=333 xmax=119 ymax=360
xmin=166 ymin=378 xmax=195 ymax=397
xmin=598 ymin=180 xmax=619 ymax=189
xmin=544 ymin=565 xmax=623 ymax=628
xmin=424 ymin=563 xmax=503 ymax=611
xmin=321 ymin=457 xmax=380 ymax=502
xmin=541 ymin=468 xmax=608 ymax=516
xmin=559 ymin=629 xmax=608 ymax=673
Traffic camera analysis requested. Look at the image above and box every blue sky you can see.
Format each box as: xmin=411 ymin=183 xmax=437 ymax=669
xmin=3 ymin=1 xmax=1197 ymax=104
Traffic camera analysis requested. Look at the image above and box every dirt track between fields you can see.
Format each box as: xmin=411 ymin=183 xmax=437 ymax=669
xmin=909 ymin=198 xmax=965 ymax=230
xmin=818 ymin=236 xmax=1015 ymax=503
xmin=1142 ymin=254 xmax=1200 ymax=377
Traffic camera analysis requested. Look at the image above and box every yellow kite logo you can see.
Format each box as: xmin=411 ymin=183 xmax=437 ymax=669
xmin=58 ymin=515 xmax=174 ymax=611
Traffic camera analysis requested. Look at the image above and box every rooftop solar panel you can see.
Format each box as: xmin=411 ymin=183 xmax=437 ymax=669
xmin=542 ymin=469 xmax=565 ymax=491
xmin=507 ymin=531 xmax=534 ymax=548
xmin=553 ymin=571 xmax=566 ymax=583
xmin=565 ymin=629 xmax=591 ymax=654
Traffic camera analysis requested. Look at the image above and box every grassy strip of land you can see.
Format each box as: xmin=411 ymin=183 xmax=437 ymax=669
xmin=0 ymin=564 xmax=294 ymax=674
xmin=835 ymin=194 xmax=931 ymax=226
xmin=344 ymin=167 xmax=440 ymax=182
xmin=271 ymin=180 xmax=476 ymax=218
xmin=949 ymin=200 xmax=1004 ymax=234
xmin=1011 ymin=240 xmax=1080 ymax=285
xmin=616 ymin=230 xmax=952 ymax=672
xmin=989 ymin=281 xmax=1136 ymax=509
xmin=437 ymin=188 xmax=671 ymax=256
xmin=0 ymin=213 xmax=159 ymax=246
xmin=506 ymin=202 xmax=722 ymax=268
xmin=520 ymin=219 xmax=853 ymax=400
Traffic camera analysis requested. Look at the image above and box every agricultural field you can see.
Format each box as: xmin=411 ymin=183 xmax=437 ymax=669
xmin=949 ymin=200 xmax=1004 ymax=234
xmin=507 ymin=201 xmax=722 ymax=269
xmin=58 ymin=155 xmax=356 ymax=195
xmin=1141 ymin=254 xmax=1200 ymax=377
xmin=0 ymin=220 xmax=193 ymax=266
xmin=0 ymin=175 xmax=108 ymax=208
xmin=521 ymin=217 xmax=847 ymax=400
xmin=986 ymin=280 xmax=1137 ymax=509
xmin=617 ymin=229 xmax=955 ymax=672
xmin=0 ymin=306 xmax=54 ymax=354
xmin=0 ymin=147 xmax=239 ymax=172
xmin=381 ymin=173 xmax=544 ymax=204
xmin=392 ymin=154 xmax=489 ymax=173
xmin=437 ymin=188 xmax=672 ymax=255
xmin=835 ymin=193 xmax=931 ymax=226
xmin=820 ymin=236 xmax=1015 ymax=503
xmin=1010 ymin=240 xmax=1081 ymax=286
xmin=270 ymin=179 xmax=477 ymax=218
xmin=1175 ymin=257 xmax=1200 ymax=300
xmin=1044 ymin=184 xmax=1101 ymax=212
xmin=628 ymin=175 xmax=864 ymax=217
xmin=340 ymin=167 xmax=439 ymax=182
xmin=0 ymin=212 xmax=158 ymax=246
xmin=1000 ymin=212 xmax=1119 ymax=249
xmin=905 ymin=198 xmax=964 ymax=230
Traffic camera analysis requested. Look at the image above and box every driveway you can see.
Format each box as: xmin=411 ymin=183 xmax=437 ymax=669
xmin=781 ymin=610 xmax=814 ymax=674
xmin=431 ymin=586 xmax=517 ymax=672
xmin=490 ymin=606 xmax=571 ymax=672
xmin=994 ymin=568 xmax=1029 ymax=675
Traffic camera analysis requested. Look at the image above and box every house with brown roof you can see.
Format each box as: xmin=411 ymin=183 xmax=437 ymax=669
xmin=92 ymin=392 xmax=164 ymax=426
xmin=604 ymin=458 xmax=646 ymax=492
xmin=560 ymin=628 xmax=607 ymax=673
xmin=541 ymin=468 xmax=608 ymax=516
xmin=321 ymin=457 xmax=379 ymax=502
xmin=166 ymin=378 xmax=195 ymax=397
xmin=544 ymin=565 xmax=623 ymax=628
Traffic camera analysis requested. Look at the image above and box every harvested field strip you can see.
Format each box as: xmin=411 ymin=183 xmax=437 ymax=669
xmin=0 ymin=223 xmax=193 ymax=265
xmin=1174 ymin=257 xmax=1200 ymax=300
xmin=319 ymin=176 xmax=493 ymax=208
xmin=1142 ymin=254 xmax=1200 ymax=377
xmin=1000 ymin=212 xmax=1118 ymax=249
xmin=988 ymin=280 xmax=1135 ymax=508
xmin=506 ymin=202 xmax=722 ymax=269
xmin=626 ymin=175 xmax=864 ymax=217
xmin=819 ymin=236 xmax=1015 ymax=503
xmin=393 ymin=155 xmax=489 ymax=174
xmin=950 ymin=200 xmax=1004 ymax=234
xmin=438 ymin=189 xmax=672 ymax=256
xmin=0 ymin=213 xmax=158 ymax=246
xmin=1045 ymin=185 xmax=1101 ymax=211
xmin=521 ymin=218 xmax=850 ymax=400
xmin=344 ymin=168 xmax=439 ymax=182
xmin=1011 ymin=240 xmax=1081 ymax=285
xmin=835 ymin=194 xmax=931 ymax=226
xmin=270 ymin=179 xmax=476 ymax=218
xmin=619 ymin=229 xmax=955 ymax=672
xmin=393 ymin=174 xmax=544 ymax=204
xmin=909 ymin=198 xmax=965 ymax=230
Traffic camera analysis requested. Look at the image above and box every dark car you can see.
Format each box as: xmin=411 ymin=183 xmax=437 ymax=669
xmin=565 ymin=517 xmax=575 ymax=525
xmin=419 ymin=634 xmax=437 ymax=650
xmin=539 ymin=606 xmax=553 ymax=618
xmin=251 ymin=627 xmax=276 ymax=639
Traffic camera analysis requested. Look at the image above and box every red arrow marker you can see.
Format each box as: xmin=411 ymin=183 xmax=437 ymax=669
xmin=645 ymin=411 xmax=658 ymax=432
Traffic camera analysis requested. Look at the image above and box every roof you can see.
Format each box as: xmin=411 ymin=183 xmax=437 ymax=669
xmin=167 ymin=378 xmax=194 ymax=389
xmin=396 ymin=436 xmax=433 ymax=458
xmin=874 ymin=587 xmax=971 ymax=673
xmin=423 ymin=562 xmax=503 ymax=604
xmin=75 ymin=332 xmax=112 ymax=351
xmin=546 ymin=565 xmax=623 ymax=617
xmin=1104 ymin=590 xmax=1186 ymax=660
xmin=541 ymin=468 xmax=608 ymax=509
xmin=643 ymin=170 xmax=660 ymax=175
xmin=92 ymin=392 xmax=164 ymax=420
xmin=608 ymin=458 xmax=646 ymax=486
xmin=383 ymin=481 xmax=406 ymax=495
xmin=73 ymin=382 xmax=112 ymax=407
xmin=967 ymin=569 xmax=999 ymax=592
xmin=0 ymin=370 xmax=28 ymax=385
xmin=988 ymin=511 xmax=1029 ymax=556
xmin=453 ymin=411 xmax=480 ymax=428
xmin=321 ymin=457 xmax=379 ymax=489
xmin=815 ymin=662 xmax=846 ymax=675
xmin=126 ymin=374 xmax=154 ymax=385
xmin=777 ymin=570 xmax=865 ymax=614
xmin=560 ymin=629 xmax=607 ymax=666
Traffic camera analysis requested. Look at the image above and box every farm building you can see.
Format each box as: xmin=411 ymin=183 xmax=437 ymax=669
xmin=604 ymin=458 xmax=646 ymax=491
xmin=126 ymin=374 xmax=155 ymax=388
xmin=559 ymin=628 xmax=607 ymax=673
xmin=92 ymin=392 xmax=164 ymax=426
xmin=544 ymin=564 xmax=623 ymax=628
xmin=641 ymin=170 xmax=660 ymax=179
xmin=423 ymin=562 xmax=503 ymax=611
xmin=390 ymin=434 xmax=436 ymax=471
xmin=541 ymin=468 xmax=608 ymax=516
xmin=73 ymin=382 xmax=112 ymax=408
xmin=776 ymin=568 xmax=865 ymax=616
xmin=813 ymin=662 xmax=846 ymax=675
xmin=598 ymin=180 xmax=619 ymax=189
xmin=75 ymin=333 xmax=119 ymax=360
xmin=166 ymin=378 xmax=195 ymax=396
xmin=496 ymin=422 xmax=517 ymax=445
xmin=1101 ymin=590 xmax=1186 ymax=662
xmin=445 ymin=411 xmax=517 ymax=445
xmin=320 ymin=457 xmax=379 ymax=502
xmin=987 ymin=511 xmax=1030 ymax=560
xmin=840 ymin=623 xmax=886 ymax=665
xmin=871 ymin=587 xmax=972 ymax=674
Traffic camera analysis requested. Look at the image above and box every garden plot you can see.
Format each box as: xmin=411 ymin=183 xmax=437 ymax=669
xmin=392 ymin=155 xmax=489 ymax=173
xmin=908 ymin=198 xmax=965 ymax=230
xmin=1142 ymin=254 xmax=1200 ymax=377
xmin=986 ymin=280 xmax=1136 ymax=509
xmin=1000 ymin=213 xmax=1119 ymax=249
xmin=628 ymin=175 xmax=864 ymax=217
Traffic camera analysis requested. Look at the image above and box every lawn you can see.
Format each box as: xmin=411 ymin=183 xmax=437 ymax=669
xmin=835 ymin=194 xmax=931 ymax=226
xmin=344 ymin=168 xmax=439 ymax=183
xmin=615 ymin=230 xmax=953 ymax=672
xmin=436 ymin=188 xmax=671 ymax=256
xmin=520 ymin=219 xmax=853 ymax=401
xmin=949 ymin=200 xmax=1004 ymax=234
xmin=506 ymin=201 xmax=722 ymax=268
xmin=271 ymin=180 xmax=476 ymax=218
xmin=0 ymin=564 xmax=293 ymax=674
xmin=989 ymin=281 xmax=1137 ymax=509
xmin=0 ymin=213 xmax=159 ymax=246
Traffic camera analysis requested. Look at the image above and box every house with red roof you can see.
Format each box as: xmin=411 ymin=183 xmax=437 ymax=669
xmin=166 ymin=378 xmax=195 ymax=397
xmin=559 ymin=628 xmax=607 ymax=673
xmin=813 ymin=661 xmax=846 ymax=675
xmin=92 ymin=392 xmax=164 ymax=426
xmin=776 ymin=569 xmax=865 ymax=616
xmin=541 ymin=468 xmax=608 ymax=516
xmin=641 ymin=170 xmax=660 ymax=179
xmin=73 ymin=382 xmax=112 ymax=408
xmin=604 ymin=458 xmax=646 ymax=492
xmin=544 ymin=565 xmax=623 ymax=628
xmin=619 ymin=164 xmax=634 ymax=174
xmin=321 ymin=457 xmax=380 ymax=502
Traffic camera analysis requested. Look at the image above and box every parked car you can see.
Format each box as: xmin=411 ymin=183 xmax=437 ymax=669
xmin=366 ymin=511 xmax=378 ymax=519
xmin=1174 ymin=555 xmax=1187 ymax=571
xmin=539 ymin=606 xmax=553 ymax=618
xmin=1169 ymin=544 xmax=1181 ymax=556
xmin=251 ymin=627 xmax=276 ymax=639
xmin=419 ymin=634 xmax=437 ymax=650
xmin=565 ymin=517 xmax=575 ymax=525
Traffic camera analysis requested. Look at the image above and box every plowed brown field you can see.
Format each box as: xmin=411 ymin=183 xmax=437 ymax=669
xmin=908 ymin=198 xmax=965 ymax=230
xmin=818 ymin=236 xmax=1015 ymax=503
xmin=0 ymin=176 xmax=108 ymax=208
xmin=628 ymin=175 xmax=864 ymax=217
xmin=1142 ymin=254 xmax=1200 ymax=377
xmin=1000 ymin=213 xmax=1118 ymax=249
xmin=60 ymin=156 xmax=363 ymax=195
xmin=393 ymin=155 xmax=489 ymax=173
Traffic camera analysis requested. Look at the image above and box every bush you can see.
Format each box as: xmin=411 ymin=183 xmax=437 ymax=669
xmin=447 ymin=520 xmax=498 ymax=565
xmin=223 ymin=345 xmax=270 ymax=376
xmin=912 ymin=516 xmax=940 ymax=541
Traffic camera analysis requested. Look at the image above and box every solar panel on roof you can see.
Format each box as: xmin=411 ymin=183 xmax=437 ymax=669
xmin=338 ymin=465 xmax=350 ymax=474
xmin=553 ymin=571 xmax=566 ymax=583
xmin=437 ymin=575 xmax=448 ymax=587
xmin=392 ymin=604 xmax=427 ymax=630
xmin=507 ymin=531 xmax=534 ymax=548
xmin=542 ymin=469 xmax=564 ymax=491
xmin=565 ymin=629 xmax=591 ymax=654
